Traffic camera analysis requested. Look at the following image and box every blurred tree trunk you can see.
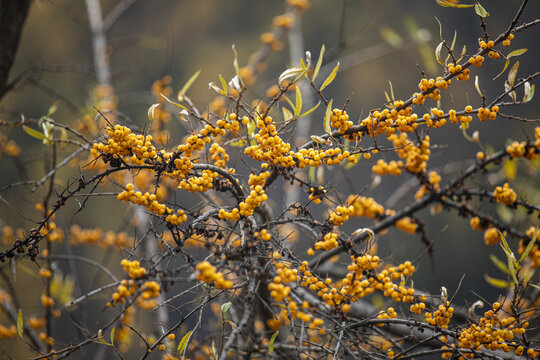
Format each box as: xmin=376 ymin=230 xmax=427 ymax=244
xmin=0 ymin=0 xmax=31 ymax=100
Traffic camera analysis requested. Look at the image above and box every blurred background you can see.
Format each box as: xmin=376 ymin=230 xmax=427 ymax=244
xmin=0 ymin=0 xmax=539 ymax=357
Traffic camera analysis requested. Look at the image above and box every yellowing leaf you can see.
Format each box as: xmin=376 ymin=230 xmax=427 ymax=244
xmin=110 ymin=326 xmax=115 ymax=346
xmin=523 ymin=83 xmax=535 ymax=103
xmin=484 ymin=274 xmax=509 ymax=288
xmin=474 ymin=3 xmax=489 ymax=17
xmin=319 ymin=62 xmax=339 ymax=91
xmin=507 ymin=61 xmax=519 ymax=86
xmin=294 ymin=86 xmax=302 ymax=117
xmin=282 ymin=107 xmax=293 ymax=123
xmin=474 ymin=76 xmax=483 ymax=97
xmin=148 ymin=103 xmax=160 ymax=122
xmin=435 ymin=41 xmax=444 ymax=65
xmin=178 ymin=330 xmax=192 ymax=355
xmin=503 ymin=159 xmax=516 ymax=181
xmin=508 ymin=48 xmax=528 ymax=58
xmin=17 ymin=309 xmax=23 ymax=338
xmin=436 ymin=0 xmax=473 ymax=8
xmin=489 ymin=254 xmax=511 ymax=275
xmin=310 ymin=135 xmax=331 ymax=144
xmin=379 ymin=26 xmax=402 ymax=48
xmin=268 ymin=331 xmax=279 ymax=353
xmin=520 ymin=227 xmax=538 ymax=263
xmin=23 ymin=125 xmax=47 ymax=141
xmin=178 ymin=70 xmax=201 ymax=101
xmin=297 ymin=101 xmax=320 ymax=120
xmin=312 ymin=45 xmax=325 ymax=82
xmin=161 ymin=93 xmax=188 ymax=111
xmin=324 ymin=99 xmax=333 ymax=135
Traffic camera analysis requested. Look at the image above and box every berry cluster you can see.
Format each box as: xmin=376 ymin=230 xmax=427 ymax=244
xmin=493 ymin=183 xmax=517 ymax=205
xmin=195 ymin=261 xmax=233 ymax=289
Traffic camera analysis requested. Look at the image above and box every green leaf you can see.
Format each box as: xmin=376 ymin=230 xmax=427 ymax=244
xmin=17 ymin=309 xmax=23 ymax=338
xmin=508 ymin=48 xmax=528 ymax=58
xmin=219 ymin=74 xmax=228 ymax=94
xmin=282 ymin=107 xmax=293 ymax=123
xmin=160 ymin=93 xmax=188 ymax=111
xmin=23 ymin=125 xmax=47 ymax=141
xmin=324 ymin=99 xmax=333 ymax=135
xmin=282 ymin=94 xmax=295 ymax=112
xmin=294 ymin=86 xmax=302 ymax=117
xmin=178 ymin=70 xmax=201 ymax=101
xmin=388 ymin=81 xmax=395 ymax=101
xmin=312 ymin=45 xmax=325 ymax=82
xmin=319 ymin=62 xmax=339 ymax=91
xmin=148 ymin=103 xmax=160 ymax=122
xmin=484 ymin=274 xmax=509 ymax=288
xmin=309 ymin=166 xmax=316 ymax=183
xmin=221 ymin=302 xmax=231 ymax=314
xmin=47 ymin=100 xmax=61 ymax=117
xmin=493 ymin=60 xmax=510 ymax=80
xmin=474 ymin=3 xmax=489 ymax=17
xmin=489 ymin=254 xmax=511 ymax=275
xmin=520 ymin=228 xmax=538 ymax=263
xmin=110 ymin=326 xmax=115 ymax=346
xmin=436 ymin=0 xmax=473 ymax=8
xmin=297 ymin=101 xmax=320 ymax=119
xmin=177 ymin=330 xmax=192 ymax=355
xmin=523 ymin=83 xmax=535 ymax=103
xmin=493 ymin=48 xmax=526 ymax=81
xmin=379 ymin=26 xmax=402 ymax=48
xmin=268 ymin=331 xmax=279 ymax=353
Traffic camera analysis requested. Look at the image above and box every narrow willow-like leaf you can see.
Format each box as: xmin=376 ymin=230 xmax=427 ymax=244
xmin=297 ymin=101 xmax=320 ymax=119
xmin=474 ymin=76 xmax=483 ymax=97
xmin=489 ymin=254 xmax=511 ymax=275
xmin=268 ymin=331 xmax=279 ymax=353
xmin=519 ymin=228 xmax=538 ymax=263
xmin=294 ymin=86 xmax=302 ymax=117
xmin=484 ymin=274 xmax=509 ymax=289
xmin=23 ymin=125 xmax=47 ymax=140
xmin=319 ymin=62 xmax=339 ymax=91
xmin=435 ymin=41 xmax=444 ymax=65
xmin=436 ymin=0 xmax=473 ymax=8
xmin=178 ymin=330 xmax=192 ymax=355
xmin=324 ymin=99 xmax=333 ymax=135
xmin=160 ymin=93 xmax=188 ymax=111
xmin=178 ymin=70 xmax=201 ymax=101
xmin=312 ymin=45 xmax=325 ymax=82
xmin=17 ymin=309 xmax=23 ymax=338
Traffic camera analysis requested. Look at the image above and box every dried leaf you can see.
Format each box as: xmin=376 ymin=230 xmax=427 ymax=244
xmin=435 ymin=41 xmax=444 ymax=65
xmin=148 ymin=103 xmax=160 ymax=122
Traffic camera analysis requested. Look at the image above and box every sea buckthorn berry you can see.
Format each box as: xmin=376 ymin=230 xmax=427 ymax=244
xmin=465 ymin=105 xmax=473 ymax=113
xmin=484 ymin=227 xmax=501 ymax=245
xmin=493 ymin=182 xmax=517 ymax=204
